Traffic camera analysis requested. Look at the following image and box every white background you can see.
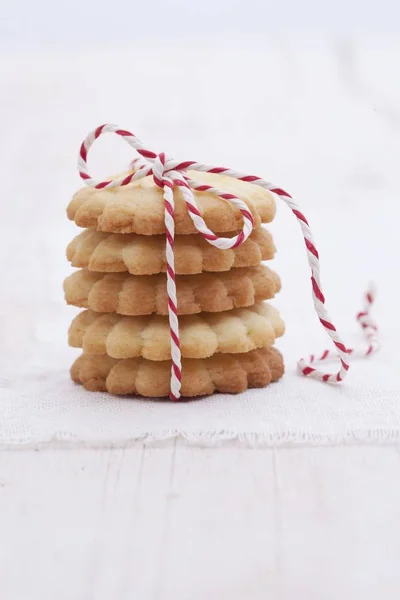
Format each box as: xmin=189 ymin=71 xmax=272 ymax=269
xmin=2 ymin=0 xmax=400 ymax=48
xmin=1 ymin=2 xmax=400 ymax=598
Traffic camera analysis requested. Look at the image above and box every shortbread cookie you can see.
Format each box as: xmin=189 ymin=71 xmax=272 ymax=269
xmin=67 ymin=171 xmax=276 ymax=234
xmin=64 ymin=266 xmax=281 ymax=316
xmin=71 ymin=347 xmax=284 ymax=397
xmin=68 ymin=303 xmax=285 ymax=360
xmin=66 ymin=227 xmax=275 ymax=275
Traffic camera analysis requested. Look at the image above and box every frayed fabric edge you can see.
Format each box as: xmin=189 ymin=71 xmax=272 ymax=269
xmin=1 ymin=427 xmax=400 ymax=450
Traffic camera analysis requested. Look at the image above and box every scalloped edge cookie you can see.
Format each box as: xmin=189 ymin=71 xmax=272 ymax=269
xmin=66 ymin=226 xmax=275 ymax=275
xmin=68 ymin=303 xmax=285 ymax=360
xmin=71 ymin=346 xmax=284 ymax=397
xmin=64 ymin=266 xmax=281 ymax=316
xmin=67 ymin=170 xmax=276 ymax=235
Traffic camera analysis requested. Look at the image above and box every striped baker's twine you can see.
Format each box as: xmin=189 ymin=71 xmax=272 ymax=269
xmin=78 ymin=123 xmax=379 ymax=399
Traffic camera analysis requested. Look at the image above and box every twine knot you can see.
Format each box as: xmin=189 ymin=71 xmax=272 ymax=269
xmin=142 ymin=151 xmax=179 ymax=187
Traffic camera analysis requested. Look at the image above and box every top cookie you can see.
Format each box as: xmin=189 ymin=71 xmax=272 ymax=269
xmin=67 ymin=171 xmax=276 ymax=235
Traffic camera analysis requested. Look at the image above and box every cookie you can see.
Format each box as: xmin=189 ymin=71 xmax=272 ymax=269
xmin=64 ymin=266 xmax=281 ymax=316
xmin=71 ymin=346 xmax=284 ymax=397
xmin=66 ymin=226 xmax=275 ymax=275
xmin=67 ymin=170 xmax=276 ymax=235
xmin=68 ymin=303 xmax=285 ymax=360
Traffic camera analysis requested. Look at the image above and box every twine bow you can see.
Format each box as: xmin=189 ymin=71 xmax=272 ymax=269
xmin=78 ymin=123 xmax=379 ymax=400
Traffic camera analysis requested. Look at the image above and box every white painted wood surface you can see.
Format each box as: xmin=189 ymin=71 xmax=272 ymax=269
xmin=1 ymin=442 xmax=400 ymax=599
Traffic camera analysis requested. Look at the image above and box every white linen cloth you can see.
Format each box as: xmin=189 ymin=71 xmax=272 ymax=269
xmin=0 ymin=40 xmax=398 ymax=447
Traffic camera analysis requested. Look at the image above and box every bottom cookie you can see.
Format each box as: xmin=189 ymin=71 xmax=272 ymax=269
xmin=71 ymin=347 xmax=284 ymax=398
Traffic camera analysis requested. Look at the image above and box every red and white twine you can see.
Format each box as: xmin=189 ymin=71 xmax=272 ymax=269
xmin=78 ymin=123 xmax=379 ymax=400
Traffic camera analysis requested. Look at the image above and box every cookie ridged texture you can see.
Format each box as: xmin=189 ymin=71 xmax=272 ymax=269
xmin=71 ymin=347 xmax=284 ymax=397
xmin=67 ymin=171 xmax=276 ymax=235
xmin=64 ymin=266 xmax=281 ymax=316
xmin=68 ymin=303 xmax=285 ymax=361
xmin=66 ymin=226 xmax=275 ymax=276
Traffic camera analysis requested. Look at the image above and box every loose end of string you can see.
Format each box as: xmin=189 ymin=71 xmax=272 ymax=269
xmin=297 ymin=284 xmax=379 ymax=382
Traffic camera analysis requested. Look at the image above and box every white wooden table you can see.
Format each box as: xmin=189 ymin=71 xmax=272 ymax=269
xmin=1 ymin=442 xmax=400 ymax=599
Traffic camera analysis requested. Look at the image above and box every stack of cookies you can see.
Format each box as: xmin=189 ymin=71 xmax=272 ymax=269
xmin=64 ymin=171 xmax=285 ymax=398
